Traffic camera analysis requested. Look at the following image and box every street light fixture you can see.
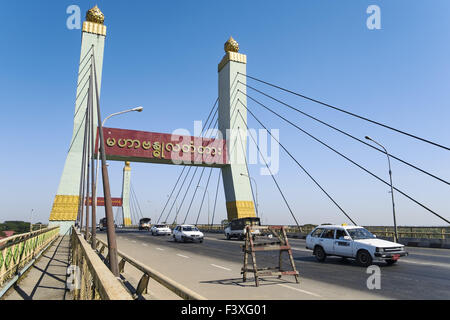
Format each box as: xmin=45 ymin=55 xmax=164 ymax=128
xmin=196 ymin=185 xmax=211 ymax=225
xmin=240 ymin=173 xmax=260 ymax=222
xmin=365 ymin=135 xmax=399 ymax=242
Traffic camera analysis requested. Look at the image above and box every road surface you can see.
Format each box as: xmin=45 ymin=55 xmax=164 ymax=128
xmin=97 ymin=230 xmax=450 ymax=299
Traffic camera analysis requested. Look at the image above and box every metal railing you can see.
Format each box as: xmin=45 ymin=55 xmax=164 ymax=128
xmin=71 ymin=227 xmax=132 ymax=300
xmin=0 ymin=226 xmax=60 ymax=290
xmin=95 ymin=237 xmax=206 ymax=300
xmin=196 ymin=224 xmax=450 ymax=240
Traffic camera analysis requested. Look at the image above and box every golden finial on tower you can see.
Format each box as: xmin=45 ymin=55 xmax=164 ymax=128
xmin=224 ymin=36 xmax=239 ymax=53
xmin=86 ymin=5 xmax=105 ymax=24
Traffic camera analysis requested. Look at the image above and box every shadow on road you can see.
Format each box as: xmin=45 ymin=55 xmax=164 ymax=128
xmin=200 ymin=276 xmax=298 ymax=288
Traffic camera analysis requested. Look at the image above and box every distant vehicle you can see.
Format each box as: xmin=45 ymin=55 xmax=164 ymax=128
xmin=305 ymin=224 xmax=408 ymax=267
xmin=150 ymin=224 xmax=172 ymax=236
xmin=224 ymin=217 xmax=261 ymax=240
xmin=98 ymin=218 xmax=117 ymax=231
xmin=172 ymin=225 xmax=204 ymax=243
xmin=139 ymin=218 xmax=152 ymax=231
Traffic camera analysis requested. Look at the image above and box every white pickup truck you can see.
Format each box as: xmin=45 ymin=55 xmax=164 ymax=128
xmin=306 ymin=224 xmax=408 ymax=267
xmin=224 ymin=217 xmax=261 ymax=240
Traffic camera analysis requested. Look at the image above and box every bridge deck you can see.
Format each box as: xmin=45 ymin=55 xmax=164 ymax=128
xmin=2 ymin=235 xmax=72 ymax=300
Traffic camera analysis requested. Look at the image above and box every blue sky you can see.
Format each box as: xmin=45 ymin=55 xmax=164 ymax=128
xmin=0 ymin=1 xmax=449 ymax=226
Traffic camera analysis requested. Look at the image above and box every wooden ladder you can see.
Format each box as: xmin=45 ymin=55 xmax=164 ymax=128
xmin=241 ymin=225 xmax=300 ymax=287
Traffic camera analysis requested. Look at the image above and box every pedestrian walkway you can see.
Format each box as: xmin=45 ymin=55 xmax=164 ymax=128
xmin=2 ymin=235 xmax=72 ymax=300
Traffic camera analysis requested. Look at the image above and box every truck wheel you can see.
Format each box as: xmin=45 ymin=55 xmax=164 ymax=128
xmin=314 ymin=246 xmax=326 ymax=262
xmin=386 ymin=259 xmax=397 ymax=265
xmin=356 ymin=250 xmax=373 ymax=267
xmin=173 ymin=235 xmax=177 ymax=242
xmin=226 ymin=233 xmax=231 ymax=240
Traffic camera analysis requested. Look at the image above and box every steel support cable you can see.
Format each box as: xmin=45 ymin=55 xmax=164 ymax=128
xmin=238 ymin=73 xmax=450 ymax=151
xmin=195 ymin=167 xmax=214 ymax=225
xmin=77 ymin=65 xmax=91 ymax=88
xmin=156 ymin=99 xmax=218 ymax=223
xmin=163 ymin=166 xmax=194 ymax=224
xmin=129 ymin=184 xmax=139 ymax=221
xmin=237 ymin=99 xmax=357 ymax=225
xmin=131 ymin=183 xmax=144 ymax=219
xmin=240 ymin=84 xmax=449 ymax=186
xmin=84 ymin=79 xmax=93 ymax=238
xmin=156 ymin=166 xmax=187 ymax=224
xmin=73 ymin=90 xmax=89 ymax=119
xmin=240 ymin=96 xmax=450 ymax=224
xmin=75 ymin=74 xmax=91 ymax=102
xmin=182 ymin=167 xmax=206 ymax=224
xmin=76 ymin=109 xmax=89 ymax=228
xmin=164 ymin=101 xmax=219 ymax=224
xmin=67 ymin=107 xmax=88 ymax=153
xmin=162 ymin=112 xmax=218 ymax=224
xmin=210 ymin=171 xmax=221 ymax=226
xmin=236 ymin=110 xmax=303 ymax=231
xmin=129 ymin=192 xmax=137 ymax=225
xmin=172 ymin=166 xmax=200 ymax=225
xmin=77 ymin=45 xmax=93 ymax=76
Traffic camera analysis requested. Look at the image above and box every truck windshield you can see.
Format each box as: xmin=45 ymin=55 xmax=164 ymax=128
xmin=347 ymin=228 xmax=376 ymax=240
xmin=182 ymin=226 xmax=198 ymax=232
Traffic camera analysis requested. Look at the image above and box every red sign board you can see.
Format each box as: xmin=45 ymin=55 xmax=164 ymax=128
xmin=101 ymin=127 xmax=228 ymax=167
xmin=85 ymin=197 xmax=123 ymax=207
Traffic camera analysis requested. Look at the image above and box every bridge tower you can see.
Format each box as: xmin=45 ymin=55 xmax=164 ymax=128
xmin=218 ymin=37 xmax=256 ymax=220
xmin=121 ymin=162 xmax=132 ymax=226
xmin=49 ymin=6 xmax=107 ymax=234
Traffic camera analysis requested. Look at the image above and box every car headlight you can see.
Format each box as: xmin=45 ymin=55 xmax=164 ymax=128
xmin=376 ymin=247 xmax=384 ymax=252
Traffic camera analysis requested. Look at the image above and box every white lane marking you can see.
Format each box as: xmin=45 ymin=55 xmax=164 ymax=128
xmin=211 ymin=264 xmax=232 ymax=271
xmin=204 ymin=237 xmax=311 ymax=253
xmin=131 ymin=240 xmax=137 ymax=243
xmin=402 ymin=259 xmax=450 ymax=269
xmin=156 ymin=248 xmax=164 ymax=251
xmin=177 ymin=254 xmax=190 ymax=259
xmin=142 ymin=243 xmax=148 ymax=247
xmin=409 ymin=252 xmax=450 ymax=259
xmin=291 ymin=247 xmax=311 ymax=252
xmin=277 ymin=283 xmax=321 ymax=298
xmin=123 ymin=238 xmax=129 ymax=241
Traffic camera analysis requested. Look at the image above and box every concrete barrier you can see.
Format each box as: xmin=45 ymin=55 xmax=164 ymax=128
xmin=71 ymin=228 xmax=132 ymax=300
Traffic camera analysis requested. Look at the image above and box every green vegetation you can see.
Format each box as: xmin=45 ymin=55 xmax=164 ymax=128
xmin=0 ymin=221 xmax=32 ymax=234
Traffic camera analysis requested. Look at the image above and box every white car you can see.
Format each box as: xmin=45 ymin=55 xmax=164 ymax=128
xmin=224 ymin=217 xmax=261 ymax=240
xmin=150 ymin=224 xmax=172 ymax=236
xmin=306 ymin=224 xmax=408 ymax=266
xmin=172 ymin=225 xmax=204 ymax=243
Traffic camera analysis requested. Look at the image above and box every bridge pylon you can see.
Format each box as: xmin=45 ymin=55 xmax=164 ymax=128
xmin=218 ymin=37 xmax=256 ymax=220
xmin=49 ymin=6 xmax=106 ymax=234
xmin=121 ymin=162 xmax=132 ymax=226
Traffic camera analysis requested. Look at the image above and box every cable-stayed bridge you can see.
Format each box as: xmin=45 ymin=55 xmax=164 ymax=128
xmin=1 ymin=6 xmax=449 ymax=301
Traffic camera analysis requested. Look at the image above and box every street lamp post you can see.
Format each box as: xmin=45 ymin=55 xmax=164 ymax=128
xmin=93 ymin=105 xmax=143 ymax=276
xmin=240 ymin=173 xmax=259 ymax=222
xmin=94 ymin=107 xmax=143 ymax=218
xmin=29 ymin=209 xmax=34 ymax=233
xmin=196 ymin=186 xmax=210 ymax=225
xmin=365 ymin=136 xmax=399 ymax=242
